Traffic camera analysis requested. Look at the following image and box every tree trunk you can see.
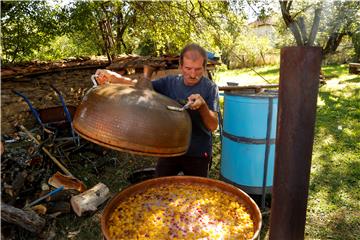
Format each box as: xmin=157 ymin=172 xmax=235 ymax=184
xmin=323 ymin=32 xmax=346 ymax=55
xmin=99 ymin=20 xmax=115 ymax=63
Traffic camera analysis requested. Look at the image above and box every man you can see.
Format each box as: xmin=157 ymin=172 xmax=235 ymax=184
xmin=96 ymin=43 xmax=219 ymax=177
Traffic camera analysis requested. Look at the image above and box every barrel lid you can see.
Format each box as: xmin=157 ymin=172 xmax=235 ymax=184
xmin=225 ymin=89 xmax=278 ymax=98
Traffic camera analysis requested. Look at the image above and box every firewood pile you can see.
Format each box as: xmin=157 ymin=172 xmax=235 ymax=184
xmin=1 ymin=125 xmax=111 ymax=239
xmin=1 ymin=136 xmax=70 ymax=239
xmin=1 ymin=57 xmax=109 ymax=80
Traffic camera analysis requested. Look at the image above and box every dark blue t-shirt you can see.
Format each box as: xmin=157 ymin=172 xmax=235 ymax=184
xmin=152 ymin=75 xmax=220 ymax=157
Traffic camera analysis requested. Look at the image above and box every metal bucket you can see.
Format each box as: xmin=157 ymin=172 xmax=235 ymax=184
xmin=38 ymin=105 xmax=76 ymax=125
xmin=101 ymin=176 xmax=262 ymax=239
xmin=220 ymin=90 xmax=278 ymax=195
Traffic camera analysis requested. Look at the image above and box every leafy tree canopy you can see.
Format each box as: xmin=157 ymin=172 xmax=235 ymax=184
xmin=1 ymin=0 xmax=359 ymax=64
xmin=1 ymin=0 xmax=71 ymax=62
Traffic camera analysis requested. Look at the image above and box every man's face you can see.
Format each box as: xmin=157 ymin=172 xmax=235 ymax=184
xmin=180 ymin=51 xmax=205 ymax=86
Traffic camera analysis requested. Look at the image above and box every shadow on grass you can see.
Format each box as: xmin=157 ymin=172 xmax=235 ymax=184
xmin=254 ymin=66 xmax=279 ymax=76
xmin=308 ymin=87 xmax=360 ymax=239
xmin=321 ymin=64 xmax=348 ymax=77
xmin=339 ymin=75 xmax=360 ymax=83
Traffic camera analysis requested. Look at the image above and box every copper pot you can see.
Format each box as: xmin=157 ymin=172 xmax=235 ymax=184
xmin=73 ymin=78 xmax=191 ymax=156
xmin=101 ymin=176 xmax=262 ymax=240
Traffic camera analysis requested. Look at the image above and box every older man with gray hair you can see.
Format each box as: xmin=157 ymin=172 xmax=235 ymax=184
xmin=96 ymin=43 xmax=219 ymax=177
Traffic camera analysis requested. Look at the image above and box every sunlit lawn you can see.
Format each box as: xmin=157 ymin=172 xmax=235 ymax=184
xmin=214 ymin=65 xmax=280 ymax=86
xmin=213 ymin=64 xmax=360 ymax=239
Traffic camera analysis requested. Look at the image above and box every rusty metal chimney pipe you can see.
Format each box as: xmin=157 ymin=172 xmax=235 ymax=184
xmin=269 ymin=46 xmax=322 ymax=239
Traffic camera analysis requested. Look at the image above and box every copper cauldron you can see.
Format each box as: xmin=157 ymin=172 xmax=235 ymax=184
xmin=73 ymin=77 xmax=192 ymax=156
xmin=101 ymin=176 xmax=262 ymax=240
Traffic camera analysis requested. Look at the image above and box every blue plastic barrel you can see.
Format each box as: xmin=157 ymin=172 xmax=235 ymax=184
xmin=220 ymin=90 xmax=278 ymax=195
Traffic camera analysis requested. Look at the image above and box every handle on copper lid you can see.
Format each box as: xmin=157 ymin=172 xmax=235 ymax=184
xmin=143 ymin=65 xmax=156 ymax=80
xmin=135 ymin=65 xmax=156 ymax=90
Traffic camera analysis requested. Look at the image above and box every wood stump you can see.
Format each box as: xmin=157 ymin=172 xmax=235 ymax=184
xmin=70 ymin=183 xmax=110 ymax=217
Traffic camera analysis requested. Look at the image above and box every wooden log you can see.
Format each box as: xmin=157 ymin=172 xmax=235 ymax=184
xmin=349 ymin=63 xmax=360 ymax=74
xmin=70 ymin=183 xmax=110 ymax=217
xmin=1 ymin=203 xmax=46 ymax=233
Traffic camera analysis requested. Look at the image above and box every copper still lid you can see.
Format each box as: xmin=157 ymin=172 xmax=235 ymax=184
xmin=73 ymin=82 xmax=192 ymax=156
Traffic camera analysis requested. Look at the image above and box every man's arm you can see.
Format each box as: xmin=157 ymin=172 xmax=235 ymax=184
xmin=187 ymin=94 xmax=219 ymax=132
xmin=95 ymin=69 xmax=136 ymax=85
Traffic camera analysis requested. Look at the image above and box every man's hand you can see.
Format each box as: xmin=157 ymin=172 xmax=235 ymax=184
xmin=187 ymin=94 xmax=218 ymax=131
xmin=95 ymin=69 xmax=137 ymax=85
xmin=187 ymin=94 xmax=206 ymax=110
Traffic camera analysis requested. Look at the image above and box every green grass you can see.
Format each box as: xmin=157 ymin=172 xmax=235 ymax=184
xmin=306 ymin=66 xmax=360 ymax=240
xmin=214 ymin=65 xmax=280 ymax=85
xmin=45 ymin=64 xmax=359 ymax=239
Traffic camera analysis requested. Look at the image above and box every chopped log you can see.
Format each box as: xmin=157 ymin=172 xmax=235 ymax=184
xmin=1 ymin=203 xmax=46 ymax=233
xmin=70 ymin=183 xmax=110 ymax=217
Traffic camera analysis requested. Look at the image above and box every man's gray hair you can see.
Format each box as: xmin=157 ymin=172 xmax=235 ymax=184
xmin=180 ymin=43 xmax=208 ymax=69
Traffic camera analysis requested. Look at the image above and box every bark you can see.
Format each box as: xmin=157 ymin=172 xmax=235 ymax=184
xmin=70 ymin=183 xmax=110 ymax=217
xmin=323 ymin=32 xmax=347 ymax=55
xmin=1 ymin=203 xmax=46 ymax=233
xmin=280 ymin=1 xmax=303 ymax=46
xmin=99 ymin=20 xmax=114 ymax=63
xmin=308 ymin=8 xmax=322 ymax=46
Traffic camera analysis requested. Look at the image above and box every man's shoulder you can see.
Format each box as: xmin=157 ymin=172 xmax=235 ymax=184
xmin=158 ymin=74 xmax=182 ymax=81
xmin=200 ymin=76 xmax=218 ymax=89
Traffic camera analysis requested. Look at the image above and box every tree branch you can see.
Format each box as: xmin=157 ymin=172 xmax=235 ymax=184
xmin=297 ymin=17 xmax=308 ymax=45
xmin=280 ymin=1 xmax=304 ymax=45
xmin=308 ymin=8 xmax=322 ymax=46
